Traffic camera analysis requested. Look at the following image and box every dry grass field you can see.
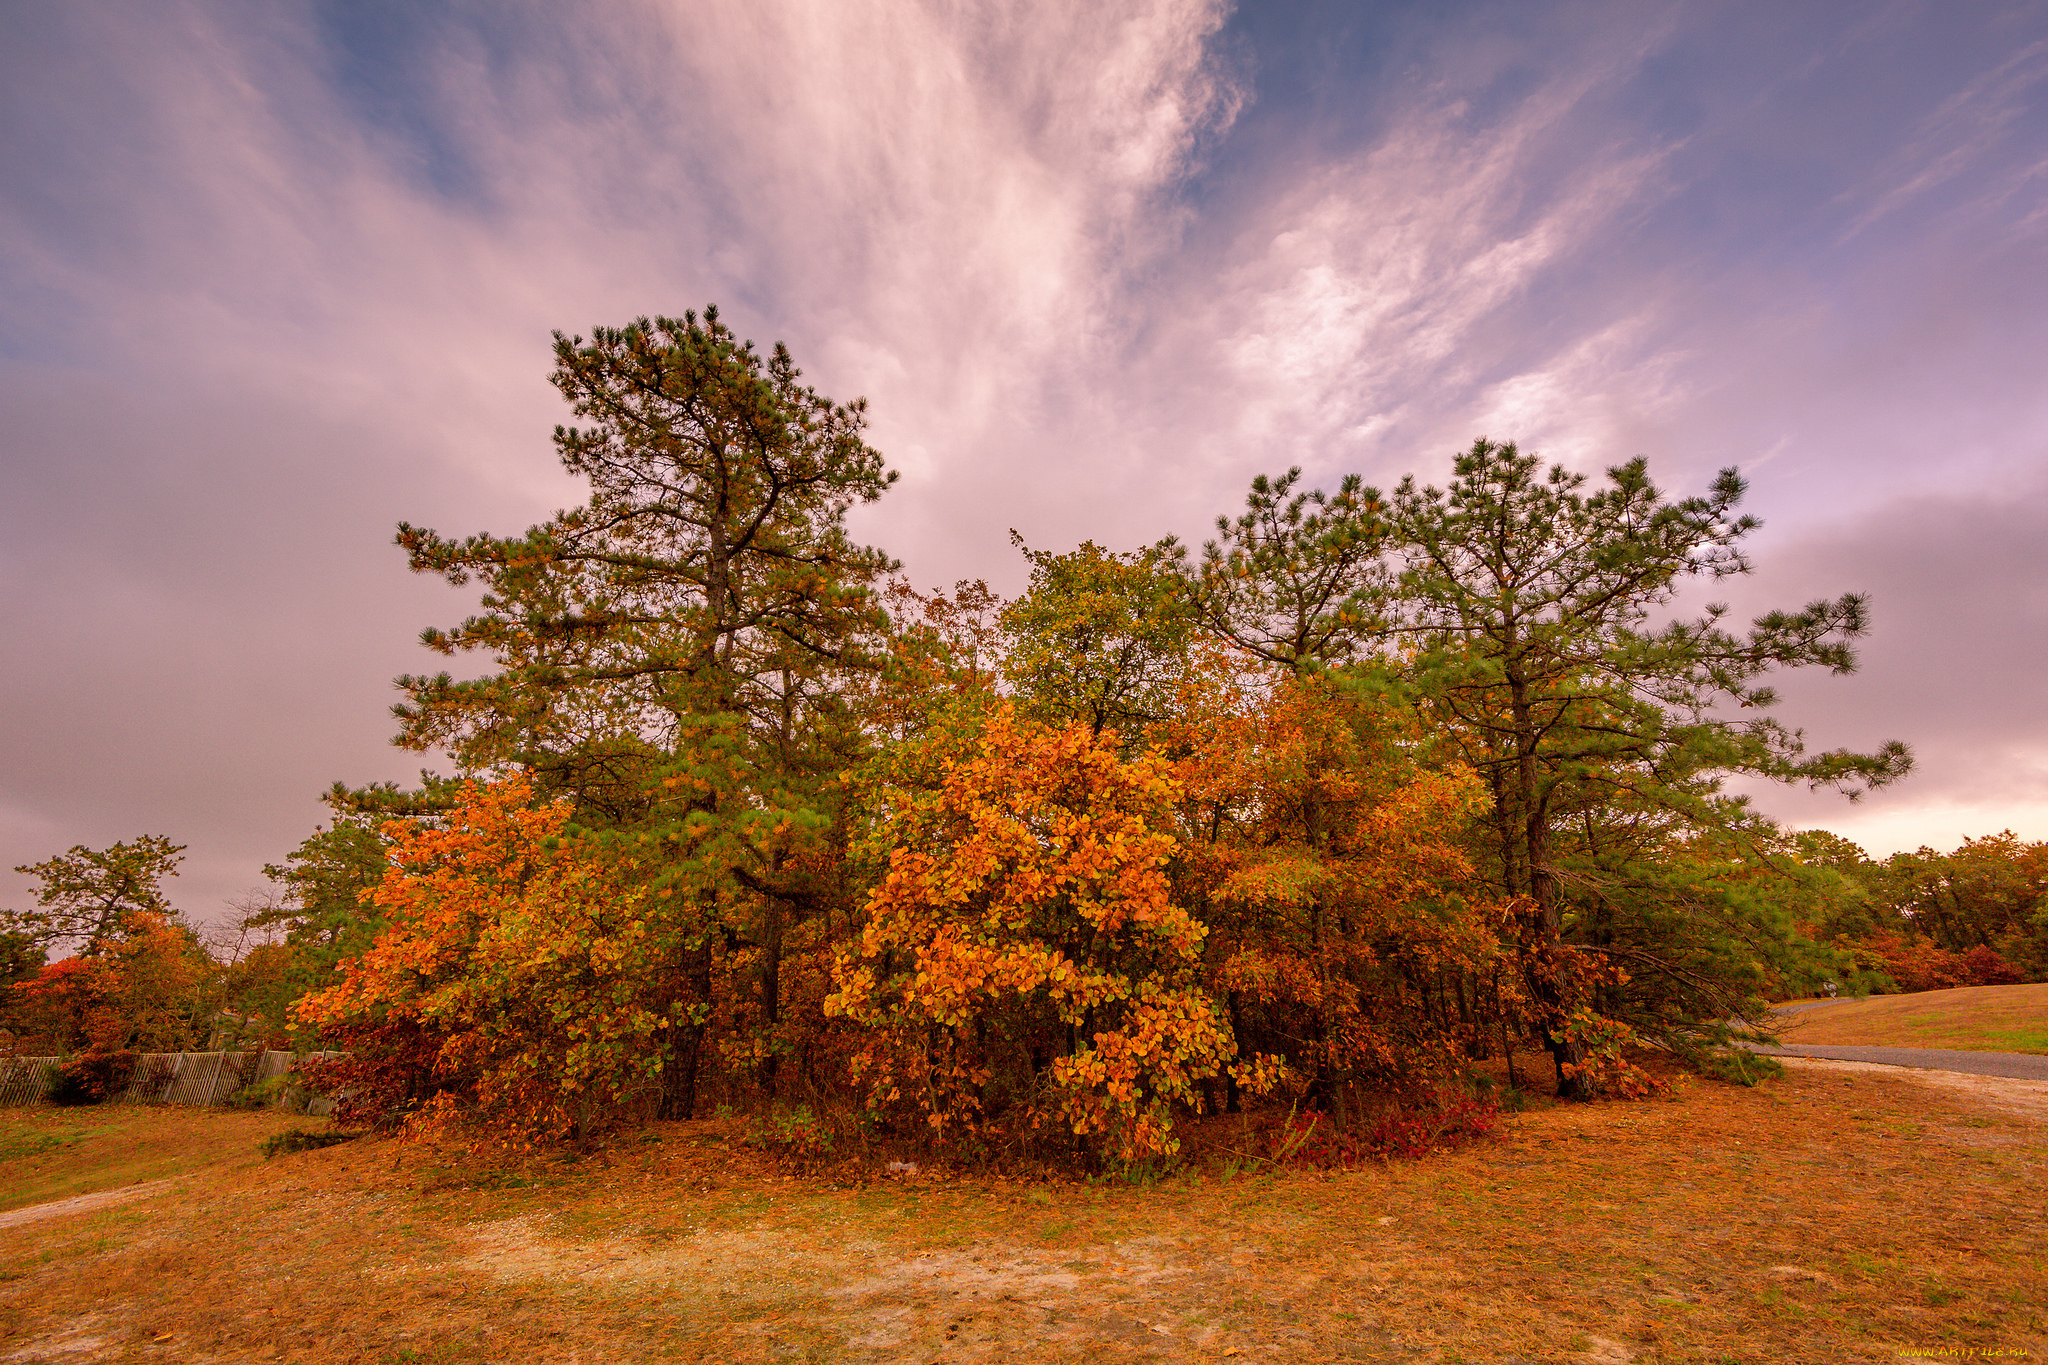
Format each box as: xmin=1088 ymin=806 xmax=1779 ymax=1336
xmin=0 ymin=1059 xmax=2043 ymax=1365
xmin=0 ymin=1108 xmax=312 ymax=1215
xmin=1784 ymin=984 xmax=2048 ymax=1055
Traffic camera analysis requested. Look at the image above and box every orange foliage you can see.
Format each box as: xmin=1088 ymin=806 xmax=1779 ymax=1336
xmin=828 ymin=704 xmax=1232 ymax=1163
xmin=1856 ymin=932 xmax=2024 ymax=993
xmin=296 ymin=775 xmax=710 ymax=1144
xmin=1167 ymin=672 xmax=1520 ymax=1113
xmin=9 ymin=913 xmax=212 ymax=1054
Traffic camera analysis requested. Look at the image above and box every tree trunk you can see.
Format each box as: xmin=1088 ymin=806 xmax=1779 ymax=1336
xmin=759 ymin=893 xmax=785 ymax=1099
xmin=1508 ymin=654 xmax=1590 ymax=1100
xmin=658 ymin=940 xmax=717 ymax=1120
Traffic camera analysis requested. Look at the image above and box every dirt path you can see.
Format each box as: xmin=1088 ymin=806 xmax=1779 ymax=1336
xmin=0 ymin=1180 xmax=174 ymax=1230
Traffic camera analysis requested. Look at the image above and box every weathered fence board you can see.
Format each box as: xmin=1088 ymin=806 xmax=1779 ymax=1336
xmin=0 ymin=1057 xmax=59 ymax=1107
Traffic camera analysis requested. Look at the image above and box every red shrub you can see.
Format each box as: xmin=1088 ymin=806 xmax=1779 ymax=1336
xmin=1270 ymin=1097 xmax=1503 ymax=1169
xmin=1860 ymin=934 xmax=1971 ymax=993
xmin=1959 ymin=945 xmax=2025 ymax=987
xmin=1860 ymin=934 xmax=2028 ymax=992
xmin=48 ymin=1050 xmax=137 ymax=1106
xmin=298 ymin=1019 xmax=450 ymax=1131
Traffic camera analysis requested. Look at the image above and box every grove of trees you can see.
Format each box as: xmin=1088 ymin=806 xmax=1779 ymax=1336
xmin=8 ymin=306 xmax=2044 ymax=1165
xmin=1 ymin=838 xmax=285 ymax=1056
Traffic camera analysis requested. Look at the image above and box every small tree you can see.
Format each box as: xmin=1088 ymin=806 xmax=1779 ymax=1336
xmin=0 ymin=931 xmax=44 ymax=988
xmin=296 ymin=775 xmax=718 ymax=1143
xmin=5 ymin=836 xmax=184 ymax=956
xmin=9 ymin=912 xmax=215 ymax=1053
xmin=1165 ymin=671 xmax=1509 ymax=1124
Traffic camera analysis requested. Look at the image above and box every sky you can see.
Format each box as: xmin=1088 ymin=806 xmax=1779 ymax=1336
xmin=3 ymin=0 xmax=2047 ymax=926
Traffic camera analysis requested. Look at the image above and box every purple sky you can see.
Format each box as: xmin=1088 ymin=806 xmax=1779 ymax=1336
xmin=4 ymin=1 xmax=2047 ymax=926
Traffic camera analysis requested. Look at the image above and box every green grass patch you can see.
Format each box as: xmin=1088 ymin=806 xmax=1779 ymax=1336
xmin=1782 ymin=983 xmax=2048 ymax=1054
xmin=0 ymin=1127 xmax=93 ymax=1164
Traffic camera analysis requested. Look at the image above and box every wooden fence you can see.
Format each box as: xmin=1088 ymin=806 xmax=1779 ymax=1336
xmin=0 ymin=1051 xmax=338 ymax=1111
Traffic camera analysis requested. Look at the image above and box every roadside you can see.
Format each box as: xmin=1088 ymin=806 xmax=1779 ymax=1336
xmin=1775 ymin=1055 xmax=2048 ymax=1124
xmin=1773 ymin=983 xmax=2048 ymax=1056
xmin=1749 ymin=1041 xmax=2048 ymax=1081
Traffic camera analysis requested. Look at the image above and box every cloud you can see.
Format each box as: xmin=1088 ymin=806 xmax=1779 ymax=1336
xmin=0 ymin=0 xmax=1246 ymax=917
xmin=4 ymin=0 xmax=2047 ymax=919
xmin=1727 ymin=477 xmax=2048 ymax=851
xmin=1839 ymin=37 xmax=2048 ymax=240
xmin=1138 ymin=56 xmax=1680 ymax=495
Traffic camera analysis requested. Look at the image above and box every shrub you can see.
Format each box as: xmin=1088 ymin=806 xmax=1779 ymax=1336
xmin=261 ymin=1128 xmax=365 ymax=1158
xmin=743 ymin=1103 xmax=837 ymax=1170
xmin=1860 ymin=934 xmax=1970 ymax=993
xmin=299 ymin=1020 xmax=444 ymax=1131
xmin=47 ymin=1050 xmax=136 ymax=1106
xmin=1699 ymin=1049 xmax=1783 ymax=1087
xmin=1959 ymin=945 xmax=2024 ymax=987
xmin=1358 ymin=1098 xmax=1503 ymax=1160
xmin=223 ymin=1074 xmax=290 ymax=1110
xmin=1859 ymin=934 xmax=2026 ymax=992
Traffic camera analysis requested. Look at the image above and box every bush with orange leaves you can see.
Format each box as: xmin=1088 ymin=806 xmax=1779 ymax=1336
xmin=1854 ymin=931 xmax=2025 ymax=993
xmin=1165 ymin=672 xmax=1530 ymax=1125
xmin=827 ymin=705 xmax=1236 ymax=1165
xmin=295 ymin=775 xmax=717 ymax=1145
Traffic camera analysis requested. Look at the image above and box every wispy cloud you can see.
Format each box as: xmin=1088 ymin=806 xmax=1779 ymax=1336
xmin=4 ymin=0 xmax=2048 ymax=919
xmin=1839 ymin=37 xmax=2048 ymax=240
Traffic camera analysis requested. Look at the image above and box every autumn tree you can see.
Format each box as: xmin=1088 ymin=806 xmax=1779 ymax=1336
xmin=1161 ymin=668 xmax=1511 ymax=1123
xmin=862 ymin=578 xmax=1005 ymax=743
xmin=828 ymin=706 xmax=1235 ymax=1164
xmin=4 ymin=836 xmax=185 ymax=957
xmin=999 ymin=536 xmax=1195 ymax=743
xmin=9 ymin=913 xmax=217 ymax=1053
xmin=1876 ymin=834 xmax=2047 ymax=963
xmin=296 ymin=776 xmax=729 ymax=1142
xmin=1392 ymin=440 xmax=1912 ymax=1095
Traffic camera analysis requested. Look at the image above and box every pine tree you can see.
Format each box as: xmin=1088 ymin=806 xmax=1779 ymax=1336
xmin=1393 ymin=439 xmax=1911 ymax=1096
xmin=1192 ymin=467 xmax=1394 ymax=675
xmin=384 ymin=308 xmax=900 ymax=1117
xmin=5 ymin=836 xmax=185 ymax=956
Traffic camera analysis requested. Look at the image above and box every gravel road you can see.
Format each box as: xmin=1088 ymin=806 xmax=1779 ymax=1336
xmin=1747 ymin=1042 xmax=2048 ymax=1080
xmin=1750 ymin=998 xmax=2048 ymax=1079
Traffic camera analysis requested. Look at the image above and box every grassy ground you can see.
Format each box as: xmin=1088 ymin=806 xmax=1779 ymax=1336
xmin=1783 ymin=983 xmax=2048 ymax=1055
xmin=0 ymin=1107 xmax=313 ymax=1213
xmin=0 ymin=1061 xmax=2043 ymax=1364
